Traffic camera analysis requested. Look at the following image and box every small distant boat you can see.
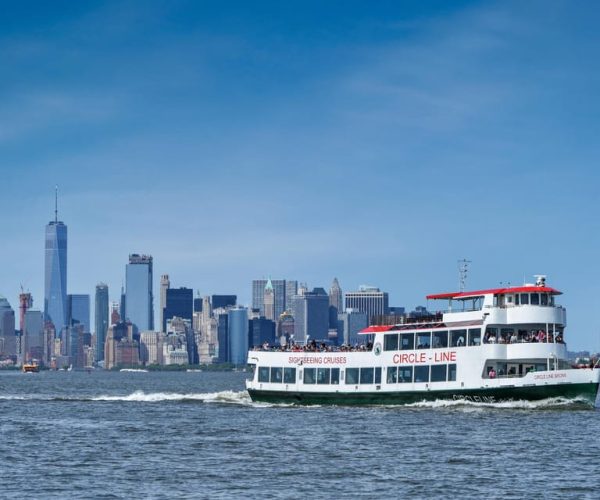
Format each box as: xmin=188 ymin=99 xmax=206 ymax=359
xmin=22 ymin=363 xmax=40 ymax=373
xmin=119 ymin=368 xmax=149 ymax=373
xmin=186 ymin=369 xmax=203 ymax=373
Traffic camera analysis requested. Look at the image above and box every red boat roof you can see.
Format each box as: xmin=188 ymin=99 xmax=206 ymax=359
xmin=427 ymin=286 xmax=561 ymax=300
xmin=359 ymin=319 xmax=484 ymax=334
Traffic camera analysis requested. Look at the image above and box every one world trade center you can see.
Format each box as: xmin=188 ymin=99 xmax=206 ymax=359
xmin=44 ymin=187 xmax=67 ymax=333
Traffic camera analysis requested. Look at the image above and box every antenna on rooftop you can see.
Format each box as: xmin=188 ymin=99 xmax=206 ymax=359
xmin=458 ymin=259 xmax=471 ymax=292
xmin=54 ymin=185 xmax=58 ymax=223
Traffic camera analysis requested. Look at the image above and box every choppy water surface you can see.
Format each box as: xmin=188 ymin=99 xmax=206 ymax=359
xmin=0 ymin=371 xmax=598 ymax=499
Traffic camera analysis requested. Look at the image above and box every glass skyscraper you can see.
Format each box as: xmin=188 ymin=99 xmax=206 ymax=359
xmin=227 ymin=307 xmax=248 ymax=365
xmin=125 ymin=254 xmax=154 ymax=331
xmin=44 ymin=205 xmax=67 ymax=332
xmin=95 ymin=283 xmax=109 ymax=362
xmin=68 ymin=294 xmax=90 ymax=332
xmin=163 ymin=287 xmax=193 ymax=332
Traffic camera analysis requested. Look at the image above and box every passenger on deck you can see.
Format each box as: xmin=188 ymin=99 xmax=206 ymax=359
xmin=488 ymin=367 xmax=497 ymax=379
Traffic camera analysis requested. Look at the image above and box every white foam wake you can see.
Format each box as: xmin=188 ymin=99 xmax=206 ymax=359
xmin=91 ymin=390 xmax=252 ymax=404
xmin=403 ymin=396 xmax=594 ymax=410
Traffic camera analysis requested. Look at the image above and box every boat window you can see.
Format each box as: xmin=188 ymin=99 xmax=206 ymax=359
xmin=375 ymin=367 xmax=382 ymax=384
xmin=270 ymin=367 xmax=283 ymax=383
xmin=432 ymin=331 xmax=448 ymax=349
xmin=506 ymin=295 xmax=513 ymax=304
xmin=387 ymin=366 xmax=398 ymax=384
xmin=317 ymin=368 xmax=330 ymax=385
xmin=414 ymin=365 xmax=429 ymax=383
xmin=549 ymin=295 xmax=555 ymax=306
xmin=258 ymin=367 xmax=270 ymax=383
xmin=360 ymin=367 xmax=374 ymax=384
xmin=451 ymin=329 xmax=466 ymax=347
xmin=398 ymin=366 xmax=413 ymax=383
xmin=515 ymin=294 xmax=520 ymax=305
xmin=416 ymin=332 xmax=431 ymax=349
xmin=400 ymin=333 xmax=415 ymax=350
xmin=284 ymin=367 xmax=296 ymax=384
xmin=520 ymin=293 xmax=529 ymax=305
xmin=331 ymin=368 xmax=340 ymax=385
xmin=530 ymin=293 xmax=540 ymax=305
xmin=304 ymin=368 xmax=316 ymax=384
xmin=448 ymin=364 xmax=457 ymax=381
xmin=346 ymin=368 xmax=359 ymax=384
xmin=541 ymin=293 xmax=548 ymax=306
xmin=468 ymin=328 xmax=481 ymax=346
xmin=384 ymin=333 xmax=399 ymax=351
xmin=430 ymin=364 xmax=446 ymax=382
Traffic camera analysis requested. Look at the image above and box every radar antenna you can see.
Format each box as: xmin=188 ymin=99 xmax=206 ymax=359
xmin=458 ymin=259 xmax=471 ymax=292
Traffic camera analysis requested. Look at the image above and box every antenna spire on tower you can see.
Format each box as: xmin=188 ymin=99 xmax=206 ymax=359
xmin=54 ymin=185 xmax=58 ymax=223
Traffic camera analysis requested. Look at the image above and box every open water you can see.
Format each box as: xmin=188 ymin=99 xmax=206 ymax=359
xmin=0 ymin=370 xmax=598 ymax=499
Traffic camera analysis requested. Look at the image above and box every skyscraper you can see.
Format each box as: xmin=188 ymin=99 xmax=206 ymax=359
xmin=211 ymin=295 xmax=237 ymax=309
xmin=328 ymin=278 xmax=343 ymax=329
xmin=0 ymin=297 xmax=16 ymax=358
xmin=249 ymin=317 xmax=276 ymax=348
xmin=23 ymin=310 xmax=44 ymax=362
xmin=329 ymin=278 xmax=343 ymax=312
xmin=163 ymin=287 xmax=193 ymax=332
xmin=291 ymin=288 xmax=329 ymax=343
xmin=44 ymin=188 xmax=67 ymax=332
xmin=95 ymin=284 xmax=109 ymax=362
xmin=264 ymin=279 xmax=275 ymax=321
xmin=337 ymin=309 xmax=368 ymax=345
xmin=159 ymin=274 xmax=170 ymax=333
xmin=68 ymin=294 xmax=90 ymax=332
xmin=228 ymin=307 xmax=248 ymax=365
xmin=345 ymin=286 xmax=389 ymax=324
xmin=125 ymin=254 xmax=154 ymax=331
xmin=252 ymin=279 xmax=286 ymax=319
xmin=285 ymin=280 xmax=298 ymax=311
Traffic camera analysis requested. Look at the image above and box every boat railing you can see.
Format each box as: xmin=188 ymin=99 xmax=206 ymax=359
xmin=251 ymin=343 xmax=373 ymax=353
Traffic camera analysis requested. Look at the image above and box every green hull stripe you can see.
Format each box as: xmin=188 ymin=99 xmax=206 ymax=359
xmin=248 ymin=383 xmax=599 ymax=406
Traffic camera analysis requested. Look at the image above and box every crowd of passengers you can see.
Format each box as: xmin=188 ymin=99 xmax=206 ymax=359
xmin=483 ymin=329 xmax=564 ymax=344
xmin=253 ymin=339 xmax=373 ymax=352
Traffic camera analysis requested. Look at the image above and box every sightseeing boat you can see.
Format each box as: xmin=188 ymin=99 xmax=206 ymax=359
xmin=246 ymin=276 xmax=600 ymax=405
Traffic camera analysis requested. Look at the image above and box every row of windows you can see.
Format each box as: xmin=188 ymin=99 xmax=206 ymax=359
xmin=345 ymin=367 xmax=382 ymax=385
xmin=386 ymin=364 xmax=457 ymax=383
xmin=304 ymin=367 xmax=341 ymax=385
xmin=383 ymin=329 xmax=481 ymax=351
xmin=503 ymin=293 xmax=554 ymax=307
xmin=258 ymin=366 xmax=296 ymax=384
xmin=257 ymin=364 xmax=457 ymax=385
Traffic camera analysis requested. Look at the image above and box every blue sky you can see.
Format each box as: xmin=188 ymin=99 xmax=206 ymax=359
xmin=1 ymin=1 xmax=600 ymax=350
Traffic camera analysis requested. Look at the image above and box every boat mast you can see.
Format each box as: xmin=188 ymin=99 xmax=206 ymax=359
xmin=458 ymin=258 xmax=471 ymax=292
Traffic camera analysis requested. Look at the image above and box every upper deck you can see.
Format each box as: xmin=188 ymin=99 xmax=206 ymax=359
xmin=424 ymin=276 xmax=566 ymax=327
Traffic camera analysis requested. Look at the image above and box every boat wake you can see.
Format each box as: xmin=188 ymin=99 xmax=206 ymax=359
xmin=90 ymin=390 xmax=252 ymax=404
xmin=0 ymin=390 xmax=256 ymax=405
xmin=403 ymin=396 xmax=596 ymax=410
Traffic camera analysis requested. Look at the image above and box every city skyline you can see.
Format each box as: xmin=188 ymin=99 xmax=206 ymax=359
xmin=2 ymin=1 xmax=600 ymax=352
